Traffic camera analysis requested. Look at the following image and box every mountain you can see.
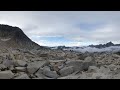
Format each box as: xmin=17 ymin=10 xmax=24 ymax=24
xmin=89 ymin=41 xmax=117 ymax=48
xmin=0 ymin=24 xmax=47 ymax=50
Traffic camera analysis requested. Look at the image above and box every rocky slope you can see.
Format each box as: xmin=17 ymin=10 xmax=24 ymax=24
xmin=0 ymin=48 xmax=119 ymax=79
xmin=0 ymin=24 xmax=47 ymax=50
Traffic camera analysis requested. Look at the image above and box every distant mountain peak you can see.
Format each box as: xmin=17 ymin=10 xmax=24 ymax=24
xmin=89 ymin=41 xmax=116 ymax=48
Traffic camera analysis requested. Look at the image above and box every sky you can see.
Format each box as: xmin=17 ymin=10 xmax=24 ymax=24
xmin=0 ymin=11 xmax=120 ymax=46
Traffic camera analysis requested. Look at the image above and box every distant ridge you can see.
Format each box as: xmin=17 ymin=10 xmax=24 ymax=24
xmin=0 ymin=24 xmax=48 ymax=50
xmin=89 ymin=41 xmax=120 ymax=48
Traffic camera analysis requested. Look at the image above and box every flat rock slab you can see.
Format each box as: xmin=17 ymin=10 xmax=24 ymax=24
xmin=27 ymin=60 xmax=47 ymax=74
xmin=65 ymin=60 xmax=83 ymax=71
xmin=0 ymin=70 xmax=14 ymax=79
xmin=59 ymin=66 xmax=74 ymax=76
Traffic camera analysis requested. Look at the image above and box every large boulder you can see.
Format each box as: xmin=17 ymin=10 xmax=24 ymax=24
xmin=42 ymin=69 xmax=59 ymax=79
xmin=2 ymin=60 xmax=14 ymax=68
xmin=82 ymin=56 xmax=96 ymax=71
xmin=65 ymin=60 xmax=83 ymax=71
xmin=0 ymin=70 xmax=14 ymax=79
xmin=59 ymin=66 xmax=74 ymax=76
xmin=40 ymin=66 xmax=59 ymax=79
xmin=88 ymin=66 xmax=99 ymax=73
xmin=14 ymin=60 xmax=27 ymax=67
xmin=27 ymin=61 xmax=47 ymax=74
xmin=0 ymin=64 xmax=7 ymax=71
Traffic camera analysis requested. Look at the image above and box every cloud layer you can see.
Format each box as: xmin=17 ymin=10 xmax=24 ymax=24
xmin=0 ymin=11 xmax=120 ymax=46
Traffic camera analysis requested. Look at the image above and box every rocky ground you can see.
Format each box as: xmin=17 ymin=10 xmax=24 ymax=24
xmin=0 ymin=48 xmax=120 ymax=79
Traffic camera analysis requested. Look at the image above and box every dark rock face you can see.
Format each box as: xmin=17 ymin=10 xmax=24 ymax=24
xmin=0 ymin=24 xmax=47 ymax=50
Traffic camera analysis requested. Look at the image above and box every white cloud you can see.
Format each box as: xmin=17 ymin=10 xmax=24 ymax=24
xmin=0 ymin=11 xmax=120 ymax=46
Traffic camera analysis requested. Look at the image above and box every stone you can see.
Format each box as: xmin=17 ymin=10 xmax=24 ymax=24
xmin=59 ymin=66 xmax=74 ymax=76
xmin=14 ymin=60 xmax=27 ymax=67
xmin=0 ymin=64 xmax=7 ymax=70
xmin=0 ymin=70 xmax=14 ymax=79
xmin=9 ymin=65 xmax=14 ymax=71
xmin=32 ymin=77 xmax=43 ymax=79
xmin=108 ymin=64 xmax=117 ymax=71
xmin=14 ymin=74 xmax=30 ymax=79
xmin=98 ymin=66 xmax=110 ymax=74
xmin=88 ymin=66 xmax=99 ymax=73
xmin=2 ymin=60 xmax=14 ymax=68
xmin=84 ymin=56 xmax=93 ymax=61
xmin=43 ymin=66 xmax=51 ymax=71
xmin=92 ymin=73 xmax=110 ymax=79
xmin=82 ymin=57 xmax=96 ymax=71
xmin=42 ymin=66 xmax=59 ymax=79
xmin=27 ymin=61 xmax=47 ymax=74
xmin=15 ymin=67 xmax=26 ymax=72
xmin=43 ymin=69 xmax=59 ymax=79
xmin=65 ymin=60 xmax=83 ymax=71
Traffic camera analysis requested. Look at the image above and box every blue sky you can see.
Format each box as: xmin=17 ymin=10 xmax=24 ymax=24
xmin=0 ymin=11 xmax=120 ymax=46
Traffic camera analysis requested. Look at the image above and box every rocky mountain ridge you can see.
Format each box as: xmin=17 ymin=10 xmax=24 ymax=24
xmin=0 ymin=24 xmax=47 ymax=50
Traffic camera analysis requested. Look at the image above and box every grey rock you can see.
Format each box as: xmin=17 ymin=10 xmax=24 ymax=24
xmin=0 ymin=70 xmax=14 ymax=79
xmin=59 ymin=66 xmax=74 ymax=76
xmin=0 ymin=64 xmax=7 ymax=70
xmin=2 ymin=60 xmax=14 ymax=68
xmin=43 ymin=66 xmax=51 ymax=71
xmin=65 ymin=60 xmax=83 ymax=71
xmin=58 ymin=75 xmax=80 ymax=79
xmin=15 ymin=67 xmax=26 ymax=72
xmin=98 ymin=66 xmax=110 ymax=74
xmin=27 ymin=61 xmax=47 ymax=74
xmin=14 ymin=74 xmax=30 ymax=79
xmin=82 ymin=57 xmax=96 ymax=71
xmin=43 ymin=69 xmax=59 ymax=79
xmin=88 ymin=66 xmax=99 ymax=73
xmin=14 ymin=60 xmax=27 ymax=67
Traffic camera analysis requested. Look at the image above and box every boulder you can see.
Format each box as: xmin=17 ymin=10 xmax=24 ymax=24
xmin=65 ymin=60 xmax=83 ymax=71
xmin=88 ymin=66 xmax=99 ymax=73
xmin=82 ymin=56 xmax=96 ymax=71
xmin=2 ymin=60 xmax=14 ymax=68
xmin=42 ymin=69 xmax=59 ymax=79
xmin=59 ymin=66 xmax=74 ymax=76
xmin=0 ymin=64 xmax=7 ymax=71
xmin=27 ymin=61 xmax=47 ymax=74
xmin=14 ymin=60 xmax=27 ymax=67
xmin=15 ymin=67 xmax=26 ymax=72
xmin=98 ymin=66 xmax=110 ymax=74
xmin=0 ymin=70 xmax=14 ymax=79
xmin=14 ymin=74 xmax=30 ymax=79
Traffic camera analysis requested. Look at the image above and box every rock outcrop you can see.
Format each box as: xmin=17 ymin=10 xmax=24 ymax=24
xmin=0 ymin=24 xmax=48 ymax=50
